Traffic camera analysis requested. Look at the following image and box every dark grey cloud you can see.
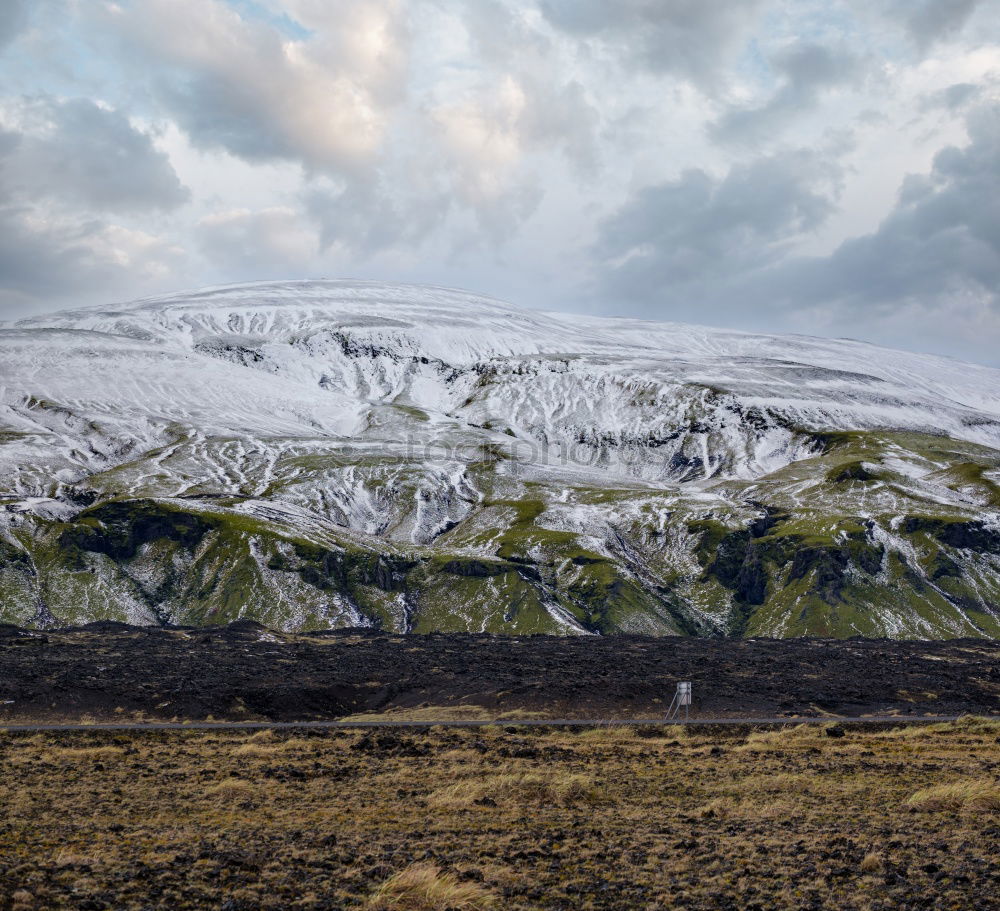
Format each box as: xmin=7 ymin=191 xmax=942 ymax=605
xmin=710 ymin=43 xmax=867 ymax=146
xmin=305 ymin=180 xmax=450 ymax=254
xmin=767 ymin=102 xmax=1000 ymax=317
xmin=595 ymin=148 xmax=843 ymax=307
xmin=850 ymin=0 xmax=987 ymax=53
xmin=0 ymin=207 xmax=112 ymax=302
xmin=3 ymin=97 xmax=189 ymax=213
xmin=0 ymin=128 xmax=19 ymax=159
xmin=159 ymin=77 xmax=285 ymax=165
xmin=594 ymin=102 xmax=1000 ymax=361
xmin=0 ymin=198 xmax=181 ymax=315
xmin=539 ymin=0 xmax=768 ymax=87
xmin=920 ymin=82 xmax=983 ymax=113
xmin=0 ymin=0 xmax=30 ymax=51
xmin=889 ymin=0 xmax=983 ymax=50
xmin=0 ymin=98 xmax=186 ymax=315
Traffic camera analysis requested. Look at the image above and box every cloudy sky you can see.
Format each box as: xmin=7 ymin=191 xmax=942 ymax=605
xmin=1 ymin=0 xmax=999 ymax=364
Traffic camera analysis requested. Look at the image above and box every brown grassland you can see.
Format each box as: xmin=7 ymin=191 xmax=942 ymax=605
xmin=0 ymin=718 xmax=998 ymax=910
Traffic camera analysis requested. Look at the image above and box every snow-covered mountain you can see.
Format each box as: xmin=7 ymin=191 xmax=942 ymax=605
xmin=2 ymin=280 xmax=999 ymax=637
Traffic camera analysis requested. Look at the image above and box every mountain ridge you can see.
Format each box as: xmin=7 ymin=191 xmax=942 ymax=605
xmin=2 ymin=280 xmax=999 ymax=638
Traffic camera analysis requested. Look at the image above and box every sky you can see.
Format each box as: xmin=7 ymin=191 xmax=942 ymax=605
xmin=1 ymin=0 xmax=999 ymax=365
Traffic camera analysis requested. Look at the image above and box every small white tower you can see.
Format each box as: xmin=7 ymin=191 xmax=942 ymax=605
xmin=666 ymin=681 xmax=692 ymax=720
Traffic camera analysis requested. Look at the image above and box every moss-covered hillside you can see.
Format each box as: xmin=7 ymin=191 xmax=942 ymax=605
xmin=3 ymin=426 xmax=999 ymax=637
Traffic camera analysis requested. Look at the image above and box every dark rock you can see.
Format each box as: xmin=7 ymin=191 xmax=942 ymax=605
xmin=441 ymin=559 xmax=512 ymax=577
xmin=827 ymin=461 xmax=878 ymax=484
xmin=900 ymin=517 xmax=1000 ymax=553
xmin=59 ymin=499 xmax=216 ymax=562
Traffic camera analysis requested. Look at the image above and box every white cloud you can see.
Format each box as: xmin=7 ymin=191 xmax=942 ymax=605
xmin=431 ymin=77 xmax=539 ymax=234
xmin=93 ymin=0 xmax=409 ymax=174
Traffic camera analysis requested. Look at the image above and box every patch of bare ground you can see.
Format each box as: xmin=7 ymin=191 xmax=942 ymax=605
xmin=1 ymin=718 xmax=999 ymax=909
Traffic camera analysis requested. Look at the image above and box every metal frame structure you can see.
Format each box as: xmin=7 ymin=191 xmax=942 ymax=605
xmin=666 ymin=681 xmax=692 ymax=720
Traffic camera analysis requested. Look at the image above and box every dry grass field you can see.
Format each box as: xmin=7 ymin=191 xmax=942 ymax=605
xmin=1 ymin=718 xmax=999 ymax=910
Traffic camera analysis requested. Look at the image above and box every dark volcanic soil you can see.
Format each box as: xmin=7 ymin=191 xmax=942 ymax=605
xmin=0 ymin=621 xmax=998 ymax=722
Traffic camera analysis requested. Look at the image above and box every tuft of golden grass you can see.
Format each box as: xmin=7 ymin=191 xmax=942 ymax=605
xmin=905 ymin=780 xmax=1000 ymax=813
xmin=577 ymin=724 xmax=637 ymax=742
xmin=737 ymin=725 xmax=826 ymax=752
xmin=626 ymin=723 xmax=689 ymax=741
xmin=232 ymin=732 xmax=311 ymax=757
xmin=430 ymin=771 xmax=602 ymax=808
xmin=343 ymin=704 xmax=554 ymax=723
xmin=951 ymin=715 xmax=1000 ymax=734
xmin=885 ymin=716 xmax=1000 ymax=740
xmin=343 ymin=705 xmax=495 ymax=723
xmin=697 ymin=797 xmax=737 ymax=819
xmin=368 ymin=863 xmax=495 ymax=910
xmin=206 ymin=777 xmax=253 ymax=800
xmin=340 ymin=704 xmax=552 ymax=723
xmin=53 ymin=848 xmax=100 ymax=867
xmin=860 ymin=852 xmax=882 ymax=873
